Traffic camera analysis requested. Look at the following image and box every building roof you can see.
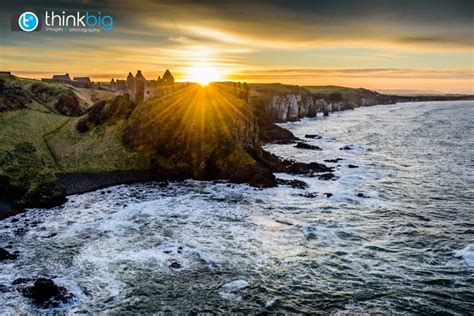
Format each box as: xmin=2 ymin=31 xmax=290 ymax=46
xmin=52 ymin=74 xmax=71 ymax=81
xmin=73 ymin=77 xmax=91 ymax=82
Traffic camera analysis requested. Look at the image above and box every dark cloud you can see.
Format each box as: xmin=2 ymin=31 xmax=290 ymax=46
xmin=1 ymin=0 xmax=472 ymax=47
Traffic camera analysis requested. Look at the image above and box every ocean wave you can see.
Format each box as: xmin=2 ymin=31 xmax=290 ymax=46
xmin=454 ymin=244 xmax=474 ymax=268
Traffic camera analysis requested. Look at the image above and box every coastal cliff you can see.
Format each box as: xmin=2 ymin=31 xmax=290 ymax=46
xmin=1 ymin=74 xmax=472 ymax=215
xmin=249 ymin=84 xmax=398 ymax=128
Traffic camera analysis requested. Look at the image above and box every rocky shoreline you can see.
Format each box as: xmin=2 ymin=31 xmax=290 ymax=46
xmin=57 ymin=170 xmax=155 ymax=195
xmin=2 ymin=75 xmax=472 ymax=219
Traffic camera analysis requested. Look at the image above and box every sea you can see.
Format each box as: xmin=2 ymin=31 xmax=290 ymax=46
xmin=1 ymin=100 xmax=473 ymax=314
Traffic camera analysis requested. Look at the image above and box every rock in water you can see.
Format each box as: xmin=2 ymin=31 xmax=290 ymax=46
xmin=169 ymin=261 xmax=181 ymax=269
xmin=319 ymin=173 xmax=337 ymax=181
xmin=21 ymin=278 xmax=73 ymax=308
xmin=12 ymin=278 xmax=33 ymax=285
xmin=0 ymin=248 xmax=18 ymax=260
xmin=340 ymin=145 xmax=353 ymax=150
xmin=348 ymin=164 xmax=359 ymax=168
xmin=295 ymin=142 xmax=322 ymax=150
xmin=305 ymin=134 xmax=322 ymax=139
xmin=356 ymin=192 xmax=370 ymax=198
xmin=324 ymin=158 xmax=343 ymax=163
xmin=276 ymin=178 xmax=309 ymax=189
xmin=300 ymin=192 xmax=318 ymax=198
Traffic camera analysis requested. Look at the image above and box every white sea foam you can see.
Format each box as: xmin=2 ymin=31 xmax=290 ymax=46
xmin=454 ymin=244 xmax=474 ymax=268
xmin=219 ymin=280 xmax=249 ymax=300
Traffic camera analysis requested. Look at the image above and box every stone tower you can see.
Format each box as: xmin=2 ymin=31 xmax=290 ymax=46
xmin=162 ymin=69 xmax=174 ymax=86
xmin=126 ymin=72 xmax=135 ymax=100
xmin=135 ymin=70 xmax=146 ymax=104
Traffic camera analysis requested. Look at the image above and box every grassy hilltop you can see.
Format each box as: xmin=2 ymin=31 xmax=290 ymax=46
xmin=0 ymin=74 xmax=146 ymax=207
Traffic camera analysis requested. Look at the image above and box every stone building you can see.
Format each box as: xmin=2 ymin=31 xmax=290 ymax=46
xmin=126 ymin=69 xmax=175 ymax=103
xmin=41 ymin=74 xmax=93 ymax=88
xmin=162 ymin=69 xmax=174 ymax=85
xmin=72 ymin=77 xmax=92 ymax=88
xmin=134 ymin=71 xmax=146 ymax=104
xmin=126 ymin=72 xmax=136 ymax=100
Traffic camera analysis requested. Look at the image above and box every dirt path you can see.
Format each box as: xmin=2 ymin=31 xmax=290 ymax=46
xmin=42 ymin=117 xmax=72 ymax=169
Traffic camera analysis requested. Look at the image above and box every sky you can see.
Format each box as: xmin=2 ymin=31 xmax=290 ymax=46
xmin=1 ymin=0 xmax=473 ymax=93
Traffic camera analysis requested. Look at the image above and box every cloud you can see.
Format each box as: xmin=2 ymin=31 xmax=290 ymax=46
xmin=1 ymin=0 xmax=472 ymax=92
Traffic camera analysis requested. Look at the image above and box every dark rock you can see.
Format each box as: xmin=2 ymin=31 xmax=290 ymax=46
xmin=324 ymin=158 xmax=343 ymax=163
xmin=228 ymin=164 xmax=277 ymax=188
xmin=12 ymin=278 xmax=33 ymax=285
xmin=22 ymin=278 xmax=73 ymax=308
xmin=0 ymin=175 xmax=24 ymax=201
xmin=295 ymin=142 xmax=322 ymax=150
xmin=356 ymin=193 xmax=370 ymax=198
xmin=43 ymin=233 xmax=57 ymax=238
xmin=276 ymin=178 xmax=309 ymax=189
xmin=272 ymin=139 xmax=296 ymax=145
xmin=305 ymin=134 xmax=322 ymax=139
xmin=324 ymin=193 xmax=333 ymax=198
xmin=254 ymin=107 xmax=299 ymax=144
xmin=0 ymin=247 xmax=18 ymax=260
xmin=252 ymin=150 xmax=332 ymax=175
xmin=163 ymin=250 xmax=172 ymax=254
xmin=14 ymin=227 xmax=27 ymax=236
xmin=11 ymin=218 xmax=19 ymax=223
xmin=169 ymin=261 xmax=181 ymax=269
xmin=340 ymin=145 xmax=353 ymax=150
xmin=286 ymin=161 xmax=332 ymax=175
xmin=158 ymin=181 xmax=169 ymax=188
xmin=0 ymin=284 xmax=9 ymax=292
xmin=14 ymin=181 xmax=66 ymax=209
xmin=300 ymin=192 xmax=318 ymax=198
xmin=348 ymin=164 xmax=359 ymax=168
xmin=319 ymin=173 xmax=337 ymax=181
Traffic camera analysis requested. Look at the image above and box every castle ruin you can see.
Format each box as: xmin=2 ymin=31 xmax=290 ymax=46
xmin=126 ymin=69 xmax=175 ymax=103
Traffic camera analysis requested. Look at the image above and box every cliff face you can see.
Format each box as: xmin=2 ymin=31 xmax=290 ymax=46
xmin=265 ymin=94 xmax=318 ymax=122
xmin=250 ymin=84 xmax=398 ymax=125
xmin=123 ymin=83 xmax=275 ymax=186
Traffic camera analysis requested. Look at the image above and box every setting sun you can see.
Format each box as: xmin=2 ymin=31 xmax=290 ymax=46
xmin=186 ymin=65 xmax=221 ymax=86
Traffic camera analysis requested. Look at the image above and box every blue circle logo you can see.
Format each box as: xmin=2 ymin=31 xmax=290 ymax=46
xmin=18 ymin=12 xmax=39 ymax=32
